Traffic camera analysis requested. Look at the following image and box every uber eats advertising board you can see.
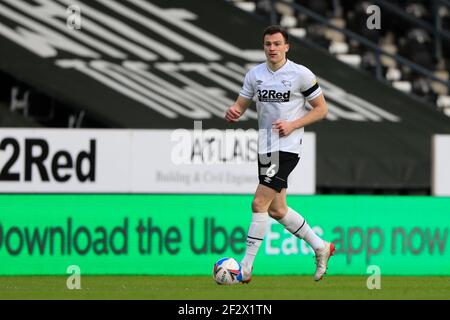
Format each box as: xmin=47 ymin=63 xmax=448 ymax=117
xmin=0 ymin=195 xmax=448 ymax=275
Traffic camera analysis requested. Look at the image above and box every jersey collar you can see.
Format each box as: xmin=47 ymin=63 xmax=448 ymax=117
xmin=266 ymin=59 xmax=290 ymax=74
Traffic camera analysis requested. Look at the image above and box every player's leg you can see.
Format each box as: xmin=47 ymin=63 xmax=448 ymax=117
xmin=269 ymin=189 xmax=325 ymax=251
xmin=268 ymin=192 xmax=335 ymax=281
xmin=240 ymin=183 xmax=277 ymax=283
xmin=240 ymin=151 xmax=282 ymax=283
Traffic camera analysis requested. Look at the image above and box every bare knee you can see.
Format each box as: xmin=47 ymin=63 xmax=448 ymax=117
xmin=251 ymin=196 xmax=270 ymax=213
xmin=268 ymin=205 xmax=288 ymax=220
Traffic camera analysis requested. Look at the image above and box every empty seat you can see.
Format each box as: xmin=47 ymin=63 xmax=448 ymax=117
xmin=337 ymin=54 xmax=362 ymax=67
xmin=386 ymin=67 xmax=402 ymax=81
xmin=329 ymin=41 xmax=349 ymax=54
xmin=431 ymin=70 xmax=449 ymax=95
xmin=393 ymin=81 xmax=413 ymax=92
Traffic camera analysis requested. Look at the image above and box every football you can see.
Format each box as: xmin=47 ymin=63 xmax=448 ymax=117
xmin=212 ymin=257 xmax=243 ymax=285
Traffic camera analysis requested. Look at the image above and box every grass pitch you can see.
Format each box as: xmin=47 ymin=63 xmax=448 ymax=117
xmin=0 ymin=275 xmax=449 ymax=300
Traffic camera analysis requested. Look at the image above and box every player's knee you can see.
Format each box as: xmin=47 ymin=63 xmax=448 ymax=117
xmin=251 ymin=197 xmax=269 ymax=213
xmin=268 ymin=206 xmax=288 ymax=220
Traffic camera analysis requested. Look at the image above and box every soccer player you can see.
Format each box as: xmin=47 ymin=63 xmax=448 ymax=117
xmin=225 ymin=25 xmax=335 ymax=282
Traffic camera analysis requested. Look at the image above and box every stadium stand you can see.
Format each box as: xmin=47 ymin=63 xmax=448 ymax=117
xmin=0 ymin=70 xmax=104 ymax=128
xmin=0 ymin=101 xmax=41 ymax=127
xmin=231 ymin=0 xmax=450 ymax=115
xmin=1 ymin=0 xmax=450 ymax=195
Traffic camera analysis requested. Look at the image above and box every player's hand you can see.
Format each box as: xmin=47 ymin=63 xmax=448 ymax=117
xmin=225 ymin=106 xmax=241 ymax=122
xmin=272 ymin=120 xmax=295 ymax=137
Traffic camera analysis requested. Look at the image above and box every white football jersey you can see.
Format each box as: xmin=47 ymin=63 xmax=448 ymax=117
xmin=239 ymin=59 xmax=322 ymax=155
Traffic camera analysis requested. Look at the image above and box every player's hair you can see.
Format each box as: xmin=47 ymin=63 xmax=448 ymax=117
xmin=262 ymin=25 xmax=289 ymax=44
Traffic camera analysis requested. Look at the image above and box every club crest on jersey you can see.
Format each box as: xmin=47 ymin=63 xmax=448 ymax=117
xmin=257 ymin=89 xmax=291 ymax=102
xmin=281 ymin=80 xmax=291 ymax=88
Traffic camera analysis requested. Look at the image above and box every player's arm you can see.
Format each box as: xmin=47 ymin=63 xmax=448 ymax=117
xmin=273 ymin=94 xmax=328 ymax=136
xmin=225 ymin=96 xmax=252 ymax=122
xmin=291 ymin=94 xmax=328 ymax=128
xmin=226 ymin=69 xmax=254 ymax=122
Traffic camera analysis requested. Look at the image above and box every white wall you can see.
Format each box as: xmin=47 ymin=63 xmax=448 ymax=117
xmin=0 ymin=129 xmax=316 ymax=194
xmin=432 ymin=134 xmax=450 ymax=196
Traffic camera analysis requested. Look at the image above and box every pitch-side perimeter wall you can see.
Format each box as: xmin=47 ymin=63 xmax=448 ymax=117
xmin=0 ymin=128 xmax=315 ymax=194
xmin=433 ymin=135 xmax=450 ymax=196
xmin=0 ymin=195 xmax=448 ymax=275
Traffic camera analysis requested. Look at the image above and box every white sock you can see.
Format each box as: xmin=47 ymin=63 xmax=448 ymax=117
xmin=278 ymin=207 xmax=325 ymax=251
xmin=241 ymin=212 xmax=268 ymax=271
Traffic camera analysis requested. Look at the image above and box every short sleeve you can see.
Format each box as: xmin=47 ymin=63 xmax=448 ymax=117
xmin=239 ymin=71 xmax=254 ymax=99
xmin=300 ymin=67 xmax=322 ymax=101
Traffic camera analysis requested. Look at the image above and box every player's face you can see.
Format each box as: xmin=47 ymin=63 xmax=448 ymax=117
xmin=264 ymin=33 xmax=289 ymax=66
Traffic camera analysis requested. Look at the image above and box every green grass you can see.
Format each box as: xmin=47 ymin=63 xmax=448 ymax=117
xmin=0 ymin=276 xmax=449 ymax=300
